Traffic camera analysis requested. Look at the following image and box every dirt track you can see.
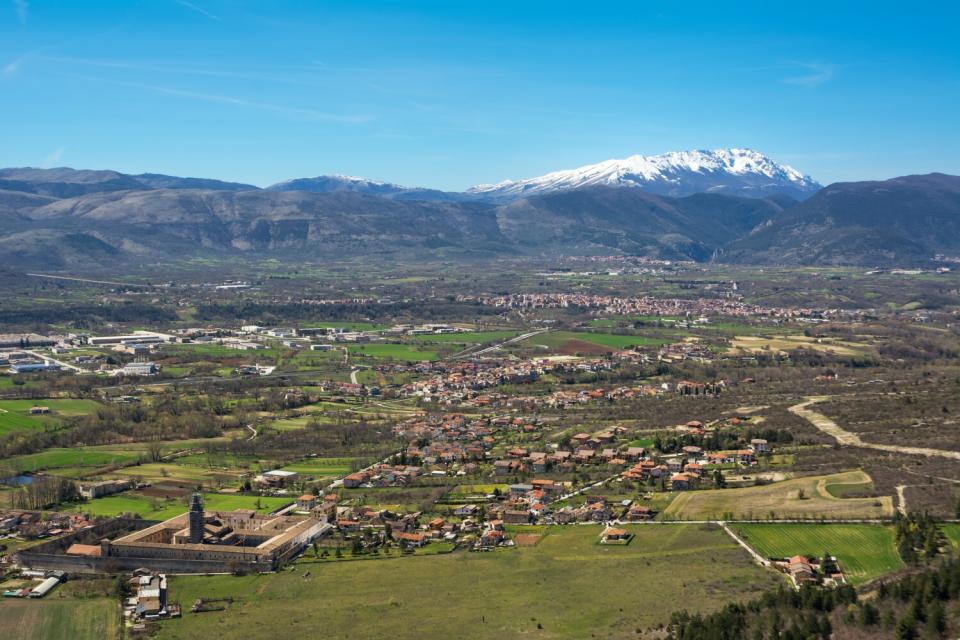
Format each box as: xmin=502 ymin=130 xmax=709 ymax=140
xmin=789 ymin=396 xmax=960 ymax=461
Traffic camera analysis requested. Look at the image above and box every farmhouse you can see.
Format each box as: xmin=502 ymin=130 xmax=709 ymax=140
xmin=258 ymin=469 xmax=299 ymax=487
xmin=787 ymin=555 xmax=816 ymax=585
xmin=296 ymin=494 xmax=317 ymax=511
xmin=80 ymin=479 xmax=133 ymax=500
xmin=671 ymin=473 xmax=697 ymax=490
xmin=600 ymin=527 xmax=631 ymax=544
xmin=750 ymin=439 xmax=770 ymax=454
xmin=394 ymin=531 xmax=427 ymax=547
xmin=503 ymin=510 xmax=532 ymax=524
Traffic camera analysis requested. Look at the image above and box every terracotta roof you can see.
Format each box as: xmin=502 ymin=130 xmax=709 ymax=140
xmin=66 ymin=543 xmax=102 ymax=557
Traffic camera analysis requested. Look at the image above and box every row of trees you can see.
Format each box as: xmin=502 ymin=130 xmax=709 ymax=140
xmin=9 ymin=475 xmax=79 ymax=510
xmin=669 ymin=544 xmax=960 ymax=640
xmin=895 ymin=512 xmax=944 ymax=563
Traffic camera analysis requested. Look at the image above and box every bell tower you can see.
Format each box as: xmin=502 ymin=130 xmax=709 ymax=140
xmin=188 ymin=493 xmax=204 ymax=544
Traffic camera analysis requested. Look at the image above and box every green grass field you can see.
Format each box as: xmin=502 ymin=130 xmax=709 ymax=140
xmin=663 ymin=471 xmax=893 ymax=521
xmin=943 ymin=524 xmax=960 ymax=550
xmin=268 ymin=416 xmax=317 ymax=431
xmin=163 ymin=343 xmax=280 ymax=358
xmin=155 ymin=524 xmax=778 ymax=640
xmin=413 ymin=331 xmax=521 ymax=344
xmin=823 ymin=475 xmax=874 ymax=498
xmin=68 ymin=492 xmax=292 ymax=519
xmin=0 ymin=597 xmax=119 ymax=640
xmin=280 ymin=457 xmax=356 ymax=477
xmin=109 ymin=462 xmax=243 ymax=485
xmin=530 ymin=331 xmax=668 ymax=353
xmin=347 ymin=343 xmax=439 ymax=361
xmin=7 ymin=447 xmax=142 ymax=474
xmin=734 ymin=523 xmax=903 ymax=585
xmin=0 ymin=398 xmax=101 ymax=436
xmin=447 ymin=483 xmax=509 ymax=496
xmin=299 ymin=321 xmax=387 ymax=331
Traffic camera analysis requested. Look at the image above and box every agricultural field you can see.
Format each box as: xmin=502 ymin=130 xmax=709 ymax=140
xmin=155 ymin=524 xmax=779 ymax=640
xmin=347 ymin=344 xmax=439 ymax=362
xmin=300 ymin=321 xmax=387 ymax=331
xmin=109 ymin=462 xmax=244 ymax=487
xmin=447 ymin=483 xmax=509 ymax=497
xmin=279 ymin=457 xmax=357 ymax=478
xmin=0 ymin=596 xmax=119 ymax=640
xmin=734 ymin=523 xmax=903 ymax=585
xmin=0 ymin=399 xmax=101 ymax=437
xmin=525 ymin=331 xmax=669 ymax=355
xmin=6 ymin=447 xmax=142 ymax=475
xmin=943 ymin=524 xmax=960 ymax=550
xmin=662 ymin=471 xmax=893 ymax=521
xmin=67 ymin=492 xmax=292 ymax=519
xmin=162 ymin=343 xmax=281 ymax=359
xmin=412 ymin=330 xmax=521 ymax=344
xmin=727 ymin=335 xmax=868 ymax=356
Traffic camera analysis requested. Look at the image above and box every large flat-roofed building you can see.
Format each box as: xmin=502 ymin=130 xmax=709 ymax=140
xmin=99 ymin=494 xmax=329 ymax=572
xmin=10 ymin=362 xmax=62 ymax=374
xmin=87 ymin=331 xmax=175 ymax=346
xmin=0 ymin=333 xmax=58 ymax=348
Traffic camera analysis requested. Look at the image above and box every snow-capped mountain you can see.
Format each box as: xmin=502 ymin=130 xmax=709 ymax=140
xmin=468 ymin=148 xmax=821 ymax=201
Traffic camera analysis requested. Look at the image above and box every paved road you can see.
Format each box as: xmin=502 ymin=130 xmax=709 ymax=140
xmin=448 ymin=329 xmax=550 ymax=361
xmin=789 ymin=396 xmax=960 ymax=460
xmin=25 ymin=273 xmax=153 ymax=288
xmin=24 ymin=350 xmax=86 ymax=373
xmin=93 ymin=367 xmax=337 ymax=391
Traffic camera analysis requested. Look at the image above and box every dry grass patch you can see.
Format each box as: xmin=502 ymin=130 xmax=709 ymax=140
xmin=663 ymin=470 xmax=894 ymax=521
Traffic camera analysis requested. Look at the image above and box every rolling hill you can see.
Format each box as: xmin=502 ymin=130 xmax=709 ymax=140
xmin=722 ymin=174 xmax=960 ymax=265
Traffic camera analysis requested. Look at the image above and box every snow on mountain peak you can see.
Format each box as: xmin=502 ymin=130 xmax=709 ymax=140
xmin=469 ymin=148 xmax=819 ymax=200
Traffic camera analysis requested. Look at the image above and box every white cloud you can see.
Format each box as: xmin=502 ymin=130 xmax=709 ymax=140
xmin=71 ymin=74 xmax=374 ymax=125
xmin=13 ymin=0 xmax=28 ymax=24
xmin=174 ymin=0 xmax=221 ymax=22
xmin=41 ymin=147 xmax=65 ymax=167
xmin=781 ymin=62 xmax=837 ymax=88
xmin=2 ymin=56 xmax=23 ymax=77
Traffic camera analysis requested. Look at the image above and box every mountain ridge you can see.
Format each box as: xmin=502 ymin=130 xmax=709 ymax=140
xmin=468 ymin=148 xmax=821 ymax=201
xmin=1 ymin=147 xmax=818 ymax=204
xmin=0 ymin=162 xmax=957 ymax=270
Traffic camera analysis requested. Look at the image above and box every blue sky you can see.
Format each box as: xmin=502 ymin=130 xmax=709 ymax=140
xmin=2 ymin=1 xmax=958 ymax=189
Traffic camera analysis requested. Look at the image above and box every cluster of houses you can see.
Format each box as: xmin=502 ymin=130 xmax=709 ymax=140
xmin=342 ymin=464 xmax=423 ymax=488
xmin=396 ymin=359 xmax=547 ymax=403
xmin=125 ymin=572 xmax=180 ymax=622
xmin=446 ymin=379 xmax=666 ymax=412
xmin=772 ymin=555 xmax=847 ymax=588
xmin=330 ymin=501 xmax=471 ymax=548
xmin=0 ymin=511 xmax=94 ymax=545
xmin=393 ymin=413 xmax=542 ymax=470
xmin=455 ymin=292 xmax=844 ymax=322
xmin=658 ymin=341 xmax=716 ymax=363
